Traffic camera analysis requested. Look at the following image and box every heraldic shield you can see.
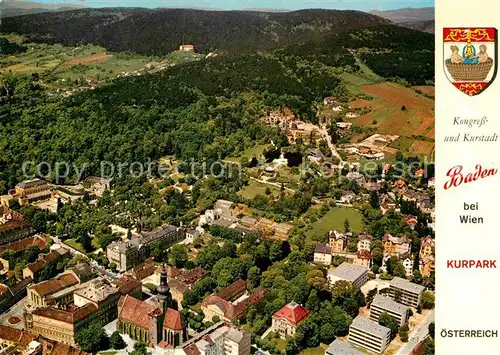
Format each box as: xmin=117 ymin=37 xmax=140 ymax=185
xmin=444 ymin=27 xmax=498 ymax=96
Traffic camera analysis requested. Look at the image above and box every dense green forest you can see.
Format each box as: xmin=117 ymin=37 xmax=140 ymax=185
xmin=0 ymin=8 xmax=390 ymax=55
xmin=0 ymin=51 xmax=347 ymax=192
xmin=0 ymin=20 xmax=435 ymax=192
xmin=0 ymin=38 xmax=26 ymax=56
xmin=280 ymin=25 xmax=434 ymax=85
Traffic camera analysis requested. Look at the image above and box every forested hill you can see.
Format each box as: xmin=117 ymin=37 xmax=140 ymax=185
xmin=0 ymin=8 xmax=391 ymax=55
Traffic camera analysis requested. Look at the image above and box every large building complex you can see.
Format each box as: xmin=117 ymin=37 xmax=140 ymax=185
xmin=389 ymin=277 xmax=425 ymax=308
xmin=24 ymin=303 xmax=98 ymax=346
xmin=327 ymin=262 xmax=368 ymax=288
xmin=1 ymin=179 xmax=52 ymax=207
xmin=181 ymin=322 xmax=251 ymax=355
xmin=348 ymin=316 xmax=391 ymax=354
xmin=107 ymin=224 xmax=184 ymax=272
xmin=369 ymin=294 xmax=410 ymax=327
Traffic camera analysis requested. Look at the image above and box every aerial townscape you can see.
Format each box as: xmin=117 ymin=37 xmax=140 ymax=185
xmin=0 ymin=2 xmax=434 ymax=355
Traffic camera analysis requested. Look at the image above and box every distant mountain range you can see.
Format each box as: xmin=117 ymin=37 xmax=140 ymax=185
xmin=370 ymin=7 xmax=434 ymax=33
xmin=1 ymin=0 xmax=86 ymax=18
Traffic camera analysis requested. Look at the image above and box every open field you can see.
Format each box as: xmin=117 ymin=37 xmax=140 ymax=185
xmin=347 ymin=82 xmax=434 ymax=157
xmin=409 ymin=140 xmax=435 ymax=157
xmin=341 ymin=72 xmax=374 ymax=86
xmin=413 ymin=85 xmax=435 ymax=97
xmin=306 ymin=206 xmax=364 ymax=238
xmin=0 ymin=37 xmax=152 ymax=86
xmin=238 ymin=179 xmax=280 ymax=200
xmin=58 ymin=52 xmax=113 ymax=70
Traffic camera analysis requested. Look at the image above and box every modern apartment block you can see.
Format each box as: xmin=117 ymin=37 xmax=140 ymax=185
xmin=348 ymin=316 xmax=391 ymax=354
xmin=369 ymin=294 xmax=410 ymax=327
xmin=389 ymin=277 xmax=425 ymax=308
xmin=326 ymin=339 xmax=364 ymax=355
xmin=328 ymin=262 xmax=369 ymax=288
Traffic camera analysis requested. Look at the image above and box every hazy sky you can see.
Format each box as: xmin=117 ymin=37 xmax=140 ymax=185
xmin=16 ymin=0 xmax=434 ymax=11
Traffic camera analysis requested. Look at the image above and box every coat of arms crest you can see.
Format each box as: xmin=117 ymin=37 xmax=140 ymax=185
xmin=444 ymin=27 xmax=497 ymax=96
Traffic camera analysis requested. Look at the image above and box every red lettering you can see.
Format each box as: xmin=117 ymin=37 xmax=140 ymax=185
xmin=444 ymin=164 xmax=497 ymax=190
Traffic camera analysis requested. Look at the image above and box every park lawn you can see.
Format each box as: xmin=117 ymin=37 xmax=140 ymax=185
xmin=300 ymin=344 xmax=328 ymax=355
xmin=276 ymin=339 xmax=287 ymax=352
xmin=226 ymin=144 xmax=269 ymax=162
xmin=238 ymin=179 xmax=279 ymax=200
xmin=306 ymin=206 xmax=364 ymax=238
xmin=64 ymin=239 xmax=85 ymax=253
xmin=65 ymin=237 xmax=101 ymax=253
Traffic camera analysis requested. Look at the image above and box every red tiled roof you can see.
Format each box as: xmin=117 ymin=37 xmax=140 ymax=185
xmin=32 ymin=303 xmax=97 ymax=324
xmin=114 ymin=276 xmax=142 ymax=295
xmin=30 ymin=272 xmax=79 ymax=297
xmin=26 ymin=251 xmax=61 ymax=274
xmin=0 ymin=325 xmax=34 ymax=345
xmin=167 ymin=265 xmax=181 ymax=278
xmin=357 ymin=250 xmax=372 ymax=260
xmin=0 ymin=285 xmax=9 ymax=296
xmin=0 ymin=235 xmax=48 ymax=254
xmin=273 ymin=302 xmax=309 ymax=326
xmin=216 ymin=279 xmax=246 ymax=301
xmin=157 ymin=340 xmax=173 ymax=349
xmin=183 ymin=343 xmax=201 ymax=355
xmin=177 ymin=267 xmax=209 ymax=285
xmin=118 ymin=295 xmax=159 ymax=329
xmin=163 ymin=308 xmax=184 ymax=330
xmin=169 ymin=279 xmax=189 ymax=293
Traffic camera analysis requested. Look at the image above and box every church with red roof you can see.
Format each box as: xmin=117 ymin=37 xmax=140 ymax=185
xmin=117 ymin=264 xmax=187 ymax=347
xmin=271 ymin=301 xmax=309 ymax=339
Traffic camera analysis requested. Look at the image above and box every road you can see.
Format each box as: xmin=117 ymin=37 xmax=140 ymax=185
xmin=396 ymin=309 xmax=435 ymax=355
xmin=319 ymin=125 xmax=343 ymax=163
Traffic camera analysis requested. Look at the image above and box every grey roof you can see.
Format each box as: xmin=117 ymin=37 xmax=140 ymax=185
xmin=326 ymin=339 xmax=364 ymax=355
xmin=350 ymin=315 xmax=391 ymax=338
xmin=314 ymin=243 xmax=332 ymax=254
xmin=141 ymin=224 xmax=178 ymax=245
xmin=372 ymin=294 xmax=409 ymax=315
xmin=390 ymin=277 xmax=425 ymax=294
xmin=329 ymin=262 xmax=367 ymax=282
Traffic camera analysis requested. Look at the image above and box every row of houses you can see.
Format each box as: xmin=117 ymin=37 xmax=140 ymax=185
xmin=314 ymin=231 xmax=435 ymax=278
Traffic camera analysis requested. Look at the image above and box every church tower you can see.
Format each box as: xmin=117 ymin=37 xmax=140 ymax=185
xmin=156 ymin=264 xmax=174 ymax=311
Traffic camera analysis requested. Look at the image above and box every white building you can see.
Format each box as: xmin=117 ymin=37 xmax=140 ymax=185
xmin=357 ymin=234 xmax=373 ymax=252
xmin=348 ymin=316 xmax=391 ymax=354
xmin=369 ymin=294 xmax=409 ymax=327
xmin=328 ymin=262 xmax=368 ymax=288
xmin=389 ymin=277 xmax=425 ymax=308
